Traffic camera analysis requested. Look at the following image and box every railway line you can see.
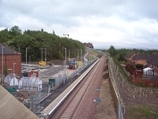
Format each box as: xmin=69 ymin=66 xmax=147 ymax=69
xmin=38 ymin=56 xmax=105 ymax=119
xmin=51 ymin=58 xmax=101 ymax=119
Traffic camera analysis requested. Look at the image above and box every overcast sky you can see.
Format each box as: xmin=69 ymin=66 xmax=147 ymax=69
xmin=0 ymin=0 xmax=158 ymax=49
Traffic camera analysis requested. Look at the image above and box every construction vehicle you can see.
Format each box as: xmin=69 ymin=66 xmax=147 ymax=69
xmin=39 ymin=61 xmax=46 ymax=66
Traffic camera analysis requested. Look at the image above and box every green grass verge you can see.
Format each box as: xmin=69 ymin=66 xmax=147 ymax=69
xmin=113 ymin=59 xmax=130 ymax=81
xmin=129 ymin=105 xmax=158 ymax=119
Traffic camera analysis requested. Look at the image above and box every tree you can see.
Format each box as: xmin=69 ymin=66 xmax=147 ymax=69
xmin=125 ymin=62 xmax=136 ymax=75
xmin=9 ymin=25 xmax=22 ymax=36
xmin=108 ymin=45 xmax=116 ymax=57
xmin=116 ymin=53 xmax=126 ymax=62
xmin=1 ymin=26 xmax=85 ymax=61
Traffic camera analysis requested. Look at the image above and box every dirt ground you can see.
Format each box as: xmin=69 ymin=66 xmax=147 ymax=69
xmin=95 ymin=60 xmax=117 ymax=119
xmin=95 ymin=79 xmax=117 ymax=119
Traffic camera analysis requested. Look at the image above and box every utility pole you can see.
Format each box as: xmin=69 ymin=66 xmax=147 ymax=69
xmin=40 ymin=48 xmax=47 ymax=61
xmin=80 ymin=49 xmax=82 ymax=62
xmin=26 ymin=47 xmax=29 ymax=66
xmin=40 ymin=48 xmax=44 ymax=61
xmin=68 ymin=49 xmax=70 ymax=61
xmin=64 ymin=48 xmax=67 ymax=61
xmin=44 ymin=48 xmax=47 ymax=61
xmin=1 ymin=46 xmax=4 ymax=83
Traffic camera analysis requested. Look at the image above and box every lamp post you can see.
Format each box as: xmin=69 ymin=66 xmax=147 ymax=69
xmin=29 ymin=56 xmax=31 ymax=64
xmin=80 ymin=49 xmax=82 ymax=62
xmin=1 ymin=46 xmax=4 ymax=83
xmin=40 ymin=48 xmax=47 ymax=61
xmin=64 ymin=48 xmax=67 ymax=69
xmin=26 ymin=47 xmax=29 ymax=66
xmin=13 ymin=63 xmax=16 ymax=73
xmin=68 ymin=49 xmax=70 ymax=61
xmin=76 ymin=49 xmax=79 ymax=61
xmin=40 ymin=48 xmax=44 ymax=61
xmin=44 ymin=48 xmax=47 ymax=61
xmin=64 ymin=48 xmax=67 ymax=61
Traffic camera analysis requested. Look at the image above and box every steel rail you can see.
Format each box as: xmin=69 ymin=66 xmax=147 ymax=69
xmin=42 ymin=58 xmax=100 ymax=118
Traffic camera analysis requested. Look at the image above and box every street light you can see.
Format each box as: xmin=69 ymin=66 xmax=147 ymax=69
xmin=13 ymin=63 xmax=16 ymax=73
xmin=40 ymin=48 xmax=47 ymax=61
xmin=64 ymin=48 xmax=67 ymax=61
xmin=1 ymin=46 xmax=4 ymax=83
xmin=80 ymin=49 xmax=82 ymax=62
xmin=26 ymin=47 xmax=29 ymax=66
xmin=68 ymin=49 xmax=70 ymax=61
xmin=40 ymin=48 xmax=44 ymax=61
xmin=64 ymin=48 xmax=67 ymax=69
xmin=44 ymin=48 xmax=47 ymax=61
xmin=76 ymin=49 xmax=79 ymax=61
xmin=29 ymin=56 xmax=31 ymax=64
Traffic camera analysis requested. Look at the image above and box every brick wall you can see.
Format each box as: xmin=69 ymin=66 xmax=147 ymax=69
xmin=130 ymin=74 xmax=158 ymax=87
xmin=0 ymin=54 xmax=21 ymax=76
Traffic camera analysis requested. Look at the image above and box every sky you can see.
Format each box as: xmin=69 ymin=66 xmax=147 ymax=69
xmin=0 ymin=0 xmax=158 ymax=49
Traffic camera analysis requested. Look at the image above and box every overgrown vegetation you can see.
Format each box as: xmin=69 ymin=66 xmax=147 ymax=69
xmin=113 ymin=59 xmax=130 ymax=81
xmin=0 ymin=26 xmax=85 ymax=61
xmin=129 ymin=105 xmax=158 ymax=119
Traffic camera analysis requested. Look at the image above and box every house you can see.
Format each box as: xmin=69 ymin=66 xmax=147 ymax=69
xmin=126 ymin=52 xmax=158 ymax=72
xmin=132 ymin=53 xmax=149 ymax=66
xmin=126 ymin=52 xmax=158 ymax=86
xmin=84 ymin=42 xmax=94 ymax=49
xmin=126 ymin=53 xmax=135 ymax=62
xmin=0 ymin=43 xmax=21 ymax=77
xmin=147 ymin=54 xmax=158 ymax=72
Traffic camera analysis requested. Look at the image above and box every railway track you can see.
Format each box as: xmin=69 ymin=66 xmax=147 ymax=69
xmin=50 ymin=57 xmax=104 ymax=119
xmin=40 ymin=58 xmax=99 ymax=118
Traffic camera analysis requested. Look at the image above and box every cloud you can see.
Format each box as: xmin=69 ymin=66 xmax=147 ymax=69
xmin=0 ymin=0 xmax=158 ymax=49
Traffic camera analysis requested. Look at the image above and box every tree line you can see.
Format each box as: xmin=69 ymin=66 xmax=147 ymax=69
xmin=108 ymin=45 xmax=158 ymax=76
xmin=108 ymin=45 xmax=158 ymax=63
xmin=0 ymin=26 xmax=85 ymax=62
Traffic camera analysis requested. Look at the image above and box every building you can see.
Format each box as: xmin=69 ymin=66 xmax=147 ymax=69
xmin=126 ymin=53 xmax=149 ymax=66
xmin=126 ymin=53 xmax=158 ymax=69
xmin=147 ymin=54 xmax=158 ymax=73
xmin=84 ymin=42 xmax=94 ymax=49
xmin=132 ymin=53 xmax=149 ymax=66
xmin=0 ymin=43 xmax=21 ymax=77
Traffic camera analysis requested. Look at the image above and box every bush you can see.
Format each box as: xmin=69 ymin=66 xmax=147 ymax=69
xmin=136 ymin=64 xmax=143 ymax=69
xmin=136 ymin=82 xmax=144 ymax=87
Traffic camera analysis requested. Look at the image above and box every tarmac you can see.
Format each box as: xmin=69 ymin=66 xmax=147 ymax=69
xmin=40 ymin=65 xmax=76 ymax=83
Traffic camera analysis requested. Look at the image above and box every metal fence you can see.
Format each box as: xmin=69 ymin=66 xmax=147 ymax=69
xmin=108 ymin=57 xmax=124 ymax=119
xmin=23 ymin=59 xmax=98 ymax=116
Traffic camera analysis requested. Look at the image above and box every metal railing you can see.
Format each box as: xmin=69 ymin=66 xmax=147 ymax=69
xmin=108 ymin=56 xmax=125 ymax=119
